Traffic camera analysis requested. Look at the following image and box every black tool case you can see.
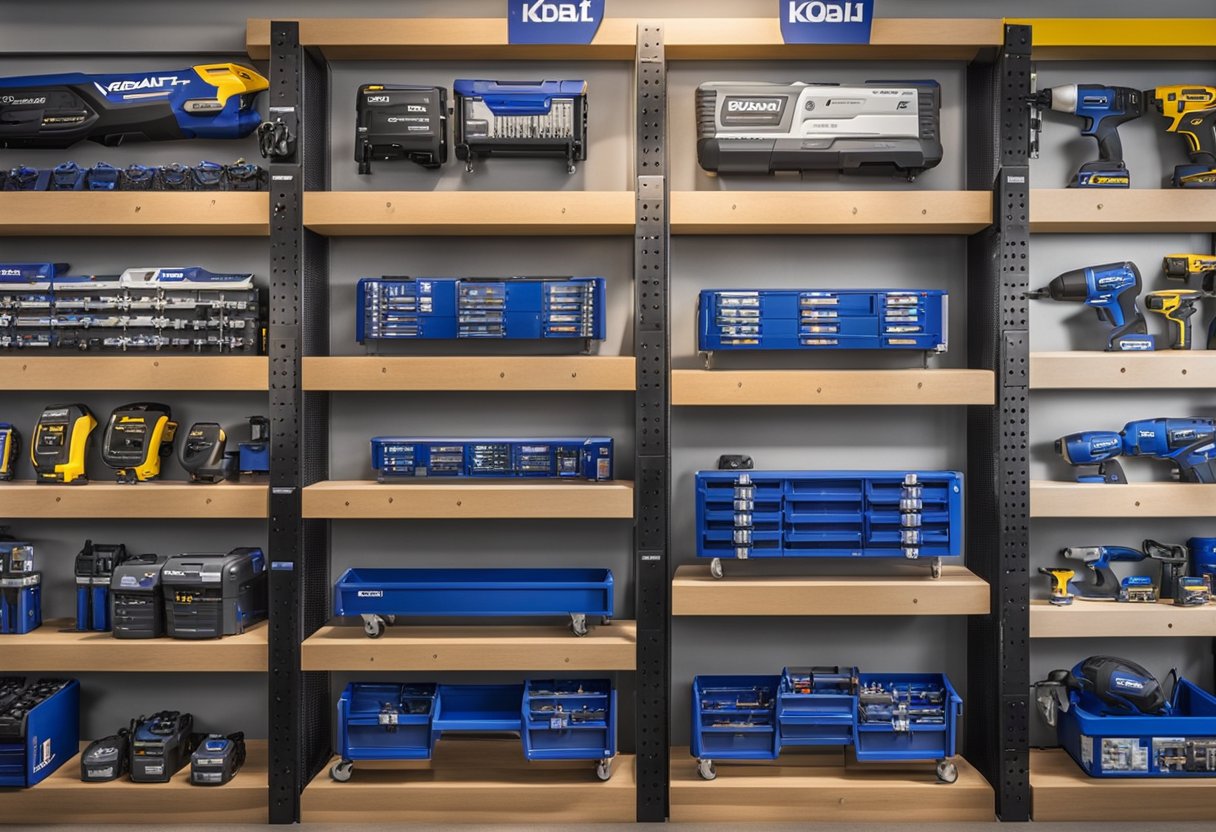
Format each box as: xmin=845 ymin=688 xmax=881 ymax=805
xmin=161 ymin=548 xmax=267 ymax=639
xmin=109 ymin=554 xmax=167 ymax=639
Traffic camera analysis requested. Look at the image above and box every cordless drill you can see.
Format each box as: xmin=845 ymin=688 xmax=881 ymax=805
xmin=1027 ymin=262 xmax=1155 ymax=351
xmin=1029 ymin=84 xmax=1143 ymax=187
xmin=1055 ymin=431 xmax=1126 ymax=483
xmin=1122 ymin=417 xmax=1216 ymax=484
xmin=1163 ymin=254 xmax=1216 ymax=348
xmin=1147 ymin=85 xmax=1216 ymax=188
xmin=1145 ymin=289 xmax=1202 ymax=349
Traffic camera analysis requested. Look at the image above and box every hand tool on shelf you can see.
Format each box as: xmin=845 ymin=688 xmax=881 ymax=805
xmin=1142 ymin=539 xmax=1190 ymax=600
xmin=1147 ymin=85 xmax=1216 ymax=188
xmin=1038 ymin=567 xmax=1075 ymax=605
xmin=1146 ymin=289 xmax=1203 ymax=349
xmin=1163 ymin=254 xmax=1216 ymax=295
xmin=1027 ymin=262 xmax=1154 ymax=351
xmin=1056 ymin=418 xmax=1216 ymax=484
xmin=1061 ymin=545 xmax=1145 ymax=600
xmin=1034 ymin=656 xmax=1170 ymax=728
xmin=1027 ymin=84 xmax=1143 ymax=187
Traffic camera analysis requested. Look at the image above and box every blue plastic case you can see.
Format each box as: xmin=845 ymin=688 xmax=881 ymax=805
xmin=371 ymin=436 xmax=613 ymax=481
xmin=0 ymin=678 xmax=80 ymax=787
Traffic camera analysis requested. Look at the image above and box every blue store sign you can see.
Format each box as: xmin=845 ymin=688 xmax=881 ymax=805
xmin=508 ymin=0 xmax=605 ymax=45
xmin=779 ymin=0 xmax=874 ymax=45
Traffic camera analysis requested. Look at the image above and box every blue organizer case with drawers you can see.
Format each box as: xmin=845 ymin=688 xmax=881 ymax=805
xmin=371 ymin=436 xmax=613 ymax=481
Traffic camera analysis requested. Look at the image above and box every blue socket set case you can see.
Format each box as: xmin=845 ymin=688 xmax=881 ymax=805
xmin=453 ymin=80 xmax=588 ymax=173
xmin=371 ymin=436 xmax=613 ymax=481
xmin=357 ymin=277 xmax=604 ymax=346
xmin=0 ymin=678 xmax=80 ymax=787
xmin=0 ymin=539 xmax=41 ymax=635
xmin=334 ymin=567 xmax=614 ymax=638
xmin=695 ymin=469 xmax=964 ymax=578
xmin=332 ymin=679 xmax=616 ymax=782
xmin=691 ymin=667 xmax=961 ymax=783
xmin=698 ymin=289 xmax=948 ymax=357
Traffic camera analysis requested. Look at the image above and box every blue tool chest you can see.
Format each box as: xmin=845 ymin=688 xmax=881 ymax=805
xmin=695 ymin=469 xmax=964 ymax=573
xmin=0 ymin=538 xmax=41 ymax=635
xmin=0 ymin=677 xmax=79 ymax=787
xmin=697 ymin=289 xmax=948 ymax=353
xmin=356 ymin=277 xmax=604 ymax=344
xmin=691 ymin=667 xmax=961 ymax=782
xmin=333 ymin=567 xmax=613 ymax=637
xmin=453 ymin=80 xmax=588 ymax=173
xmin=333 ymin=679 xmax=616 ymax=782
xmin=1057 ymin=678 xmax=1216 ymax=777
xmin=371 ymin=436 xmax=613 ymax=481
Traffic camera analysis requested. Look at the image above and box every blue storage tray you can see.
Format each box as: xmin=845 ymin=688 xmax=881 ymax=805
xmin=371 ymin=436 xmax=614 ymax=481
xmin=524 ymin=679 xmax=616 ymax=761
xmin=691 ymin=675 xmax=781 ymax=760
xmin=854 ymin=673 xmax=961 ymax=763
xmin=337 ymin=683 xmax=437 ymax=762
xmin=1057 ymin=678 xmax=1216 ymax=777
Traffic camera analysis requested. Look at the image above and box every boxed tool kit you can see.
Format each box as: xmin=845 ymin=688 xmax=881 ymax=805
xmin=354 ymin=84 xmax=447 ymax=173
xmin=371 ymin=436 xmax=614 ymax=481
xmin=0 ymin=677 xmax=79 ymax=787
xmin=0 ymin=536 xmax=40 ymax=635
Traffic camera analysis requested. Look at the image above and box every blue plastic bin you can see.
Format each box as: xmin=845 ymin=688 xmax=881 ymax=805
xmin=0 ymin=678 xmax=79 ymax=787
xmin=854 ymin=673 xmax=961 ymax=763
xmin=523 ymin=679 xmax=616 ymax=761
xmin=336 ymin=683 xmax=437 ymax=763
xmin=691 ymin=675 xmax=781 ymax=761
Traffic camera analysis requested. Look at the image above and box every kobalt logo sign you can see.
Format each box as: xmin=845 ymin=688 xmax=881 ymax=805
xmin=509 ymin=0 xmax=602 ymax=44
xmin=780 ymin=0 xmax=872 ymax=44
xmin=788 ymin=1 xmax=865 ymax=23
xmin=521 ymin=0 xmax=593 ymax=22
xmin=728 ymin=100 xmax=782 ymax=113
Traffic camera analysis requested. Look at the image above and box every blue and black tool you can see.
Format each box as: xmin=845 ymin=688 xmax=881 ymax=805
xmin=1028 ymin=84 xmax=1143 ymax=187
xmin=1027 ymin=261 xmax=1155 ymax=351
xmin=75 ymin=540 xmax=129 ymax=632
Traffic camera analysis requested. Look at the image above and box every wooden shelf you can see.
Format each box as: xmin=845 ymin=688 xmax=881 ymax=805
xmin=302 ymin=480 xmax=634 ymax=519
xmin=0 ymin=192 xmax=268 ymax=237
xmin=303 ymin=356 xmax=635 ymax=392
xmin=1030 ymin=190 xmax=1216 ymax=233
xmin=0 ymin=741 xmax=267 ymax=824
xmin=304 ymin=191 xmax=635 ymax=236
xmin=1030 ymin=600 xmax=1216 ymax=638
xmin=671 ymin=190 xmax=992 ymax=235
xmin=302 ymin=739 xmax=635 ymax=823
xmin=1031 ymin=352 xmax=1216 ymax=390
xmin=1031 ymin=747 xmax=1216 ymax=821
xmin=0 ymin=482 xmax=268 ymax=519
xmin=0 ymin=619 xmax=267 ymax=671
xmin=302 ymin=620 xmax=635 ymax=671
xmin=670 ymin=748 xmax=993 ymax=822
xmin=673 ymin=369 xmax=993 ymax=406
xmin=0 ymin=356 xmax=268 ymax=391
xmin=1030 ymin=481 xmax=1216 ymax=519
xmin=673 ymin=564 xmax=989 ymax=616
xmin=1012 ymin=18 xmax=1216 ymax=60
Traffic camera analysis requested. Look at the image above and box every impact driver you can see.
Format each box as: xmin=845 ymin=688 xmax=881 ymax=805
xmin=1163 ymin=254 xmax=1216 ymax=348
xmin=1147 ymin=85 xmax=1216 ymax=188
xmin=1029 ymin=84 xmax=1143 ymax=187
xmin=1027 ymin=262 xmax=1155 ymax=351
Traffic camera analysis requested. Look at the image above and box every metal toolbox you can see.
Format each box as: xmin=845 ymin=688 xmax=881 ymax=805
xmin=357 ymin=276 xmax=604 ymax=346
xmin=453 ymin=80 xmax=588 ymax=174
xmin=333 ymin=567 xmax=613 ymax=638
xmin=0 ymin=678 xmax=79 ymax=787
xmin=695 ymin=469 xmax=964 ymax=578
xmin=371 ymin=436 xmax=613 ymax=481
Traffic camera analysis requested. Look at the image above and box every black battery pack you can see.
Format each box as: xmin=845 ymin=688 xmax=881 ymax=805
xmin=80 ymin=725 xmax=132 ymax=782
xmin=130 ymin=711 xmax=198 ymax=783
xmin=190 ymin=731 xmax=246 ymax=785
xmin=179 ymin=422 xmax=236 ymax=484
xmin=355 ymin=84 xmax=447 ymax=174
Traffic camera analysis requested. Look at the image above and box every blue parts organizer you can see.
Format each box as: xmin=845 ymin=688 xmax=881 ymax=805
xmin=372 ymin=436 xmax=614 ymax=481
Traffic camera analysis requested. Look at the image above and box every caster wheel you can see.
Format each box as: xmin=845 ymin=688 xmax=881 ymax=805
xmin=931 ymin=559 xmax=942 ymax=580
xmin=937 ymin=760 xmax=958 ymax=784
xmin=570 ymin=614 xmax=588 ymax=637
xmin=363 ymin=616 xmax=385 ymax=639
xmin=697 ymin=759 xmax=717 ymax=781
xmin=330 ymin=760 xmax=354 ymax=782
xmin=596 ymin=759 xmax=612 ymax=781
xmin=601 ymin=616 xmax=613 ymax=626
xmin=710 ymin=558 xmax=724 ymax=580
xmin=384 ymin=615 xmax=397 ymax=625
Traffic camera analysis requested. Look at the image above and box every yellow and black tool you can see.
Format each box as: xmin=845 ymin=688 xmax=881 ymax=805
xmin=0 ymin=423 xmax=19 ymax=481
xmin=31 ymin=404 xmax=96 ymax=485
xmin=1147 ymin=86 xmax=1216 ymax=188
xmin=102 ymin=403 xmax=178 ymax=484
xmin=1038 ymin=567 xmax=1075 ymax=606
xmin=1163 ymin=253 xmax=1216 ymax=295
xmin=1146 ymin=289 xmax=1203 ymax=349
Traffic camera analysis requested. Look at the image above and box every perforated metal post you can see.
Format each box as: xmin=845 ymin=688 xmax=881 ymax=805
xmin=267 ymin=21 xmax=332 ymax=824
xmin=964 ymin=23 xmax=1031 ymax=822
xmin=634 ymin=23 xmax=670 ymax=823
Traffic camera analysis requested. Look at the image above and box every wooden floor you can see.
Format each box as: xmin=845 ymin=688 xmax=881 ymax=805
xmin=1031 ymin=748 xmax=1216 ymax=821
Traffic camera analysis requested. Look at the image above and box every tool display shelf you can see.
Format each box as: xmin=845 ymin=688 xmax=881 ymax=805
xmin=672 ymin=564 xmax=990 ymax=616
xmin=1030 ymin=352 xmax=1216 ymax=390
xmin=1030 ymin=600 xmax=1216 ymax=638
xmin=1029 ymin=482 xmax=1216 ymax=518
xmin=0 ymin=740 xmax=268 ymax=825
xmin=0 ymin=192 xmax=269 ymax=237
xmin=1029 ymin=190 xmax=1216 ymax=234
xmin=673 ymin=369 xmax=995 ymax=407
xmin=0 ymin=356 xmax=270 ymax=392
xmin=0 ymin=618 xmax=268 ymax=672
xmin=0 ymin=482 xmax=268 ymax=519
xmin=300 ymin=479 xmax=634 ymax=519
xmin=302 ymin=356 xmax=636 ymax=392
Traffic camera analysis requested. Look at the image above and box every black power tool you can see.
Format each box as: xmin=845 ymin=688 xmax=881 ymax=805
xmin=1035 ymin=655 xmax=1172 ymax=726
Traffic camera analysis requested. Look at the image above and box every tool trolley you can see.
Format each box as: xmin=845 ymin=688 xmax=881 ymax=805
xmin=333 ymin=567 xmax=614 ymax=637
xmin=331 ymin=679 xmax=616 ymax=782
xmin=692 ymin=667 xmax=962 ymax=783
xmin=695 ymin=467 xmax=964 ymax=578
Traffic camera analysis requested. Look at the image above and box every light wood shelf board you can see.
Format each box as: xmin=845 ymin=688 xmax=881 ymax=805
xmin=302 ymin=620 xmax=636 ymax=670
xmin=302 ymin=479 xmax=634 ymax=519
xmin=1011 ymin=18 xmax=1216 ymax=60
xmin=0 ymin=482 xmax=268 ymax=519
xmin=1031 ymin=747 xmax=1216 ymax=821
xmin=1030 ymin=600 xmax=1216 ymax=638
xmin=304 ymin=191 xmax=635 ymax=236
xmin=0 ymin=741 xmax=267 ymax=824
xmin=670 ymin=747 xmax=993 ymax=822
xmin=301 ymin=739 xmax=635 ymax=823
xmin=1030 ymin=190 xmax=1216 ymax=233
xmin=671 ymin=190 xmax=992 ymax=235
xmin=0 ymin=357 xmax=268 ymax=391
xmin=1031 ymin=352 xmax=1216 ymax=390
xmin=1030 ymin=482 xmax=1216 ymax=518
xmin=672 ymin=369 xmax=994 ymax=406
xmin=303 ymin=356 xmax=635 ymax=392
xmin=0 ymin=192 xmax=269 ymax=237
xmin=673 ymin=564 xmax=989 ymax=616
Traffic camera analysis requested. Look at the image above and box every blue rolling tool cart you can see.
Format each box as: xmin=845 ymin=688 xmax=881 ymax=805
xmin=698 ymin=289 xmax=948 ymax=366
xmin=0 ymin=678 xmax=80 ymax=787
xmin=371 ymin=436 xmax=613 ymax=481
xmin=695 ymin=467 xmax=964 ymax=579
xmin=333 ymin=567 xmax=613 ymax=638
xmin=357 ymin=276 xmax=605 ymax=349
xmin=0 ymin=538 xmax=41 ymax=635
xmin=691 ymin=667 xmax=961 ymax=783
xmin=332 ymin=678 xmax=616 ymax=783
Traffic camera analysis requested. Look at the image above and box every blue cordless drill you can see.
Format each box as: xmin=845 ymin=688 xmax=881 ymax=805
xmin=1056 ymin=418 xmax=1216 ymax=483
xmin=1028 ymin=84 xmax=1144 ymax=187
xmin=1027 ymin=262 xmax=1155 ymax=351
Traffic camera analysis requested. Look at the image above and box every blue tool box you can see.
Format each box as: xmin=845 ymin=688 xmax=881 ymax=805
xmin=697 ymin=289 xmax=948 ymax=355
xmin=691 ymin=667 xmax=961 ymax=782
xmin=695 ymin=469 xmax=964 ymax=578
xmin=333 ymin=567 xmax=613 ymax=637
xmin=453 ymin=80 xmax=588 ymax=173
xmin=356 ymin=277 xmax=605 ymax=345
xmin=1 ymin=538 xmax=41 ymax=635
xmin=0 ymin=678 xmax=79 ymax=787
xmin=332 ymin=678 xmax=616 ymax=782
xmin=371 ymin=436 xmax=613 ymax=481
xmin=1057 ymin=678 xmax=1216 ymax=777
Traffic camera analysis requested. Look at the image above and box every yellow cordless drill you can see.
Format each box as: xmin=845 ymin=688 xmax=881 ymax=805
xmin=1146 ymin=289 xmax=1203 ymax=349
xmin=1163 ymin=254 xmax=1216 ymax=348
xmin=1147 ymin=86 xmax=1216 ymax=188
xmin=1038 ymin=567 xmax=1075 ymax=606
